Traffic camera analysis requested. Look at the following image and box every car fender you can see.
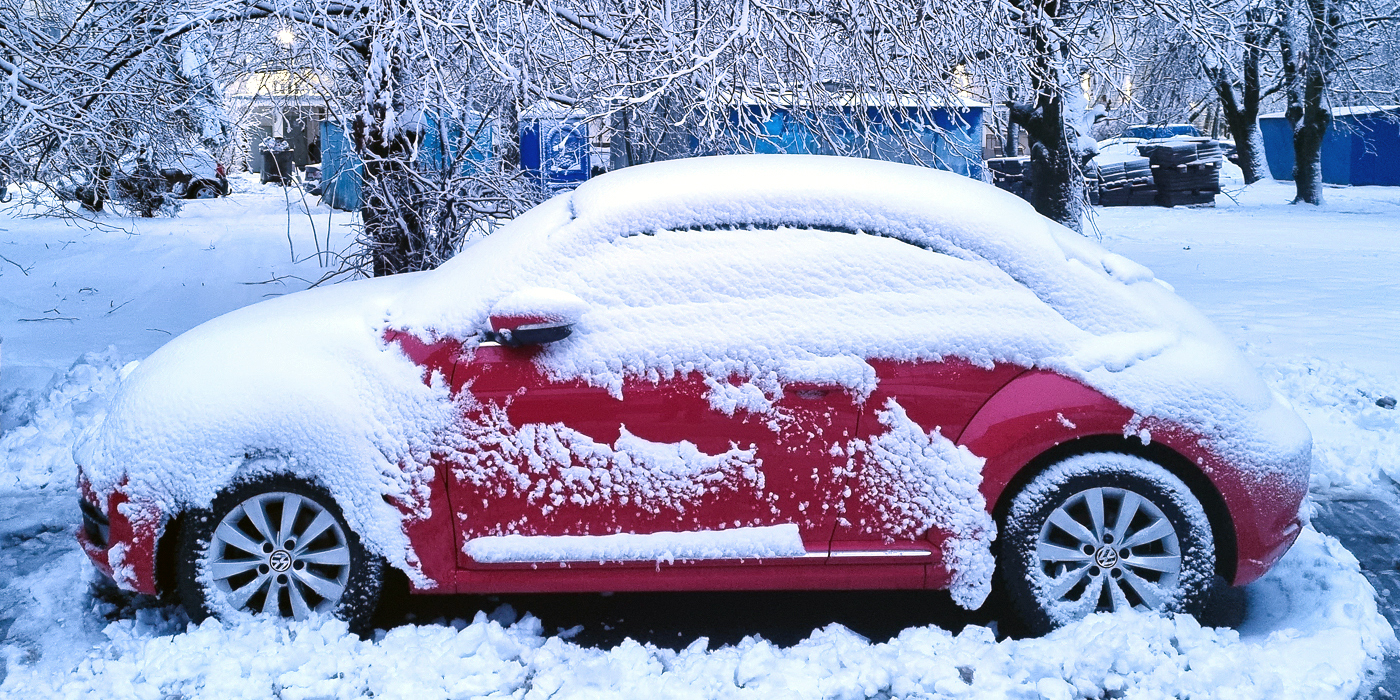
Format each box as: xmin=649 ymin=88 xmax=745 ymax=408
xmin=958 ymin=369 xmax=1307 ymax=586
xmin=959 ymin=370 xmax=1141 ymax=512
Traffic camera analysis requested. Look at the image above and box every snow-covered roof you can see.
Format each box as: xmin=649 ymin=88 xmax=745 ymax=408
xmin=1260 ymin=105 xmax=1400 ymax=119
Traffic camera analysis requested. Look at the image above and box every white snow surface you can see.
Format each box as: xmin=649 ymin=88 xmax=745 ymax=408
xmin=1 ymin=528 xmax=1393 ymax=699
xmin=464 ymin=524 xmax=807 ymax=564
xmin=3 ymin=169 xmax=1400 ymax=698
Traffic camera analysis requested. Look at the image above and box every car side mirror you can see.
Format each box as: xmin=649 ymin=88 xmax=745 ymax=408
xmin=485 ymin=288 xmax=586 ymax=348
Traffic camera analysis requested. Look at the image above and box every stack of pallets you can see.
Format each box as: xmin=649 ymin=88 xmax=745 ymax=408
xmin=986 ymin=156 xmax=1033 ymax=202
xmin=1138 ymin=138 xmax=1222 ymax=206
xmin=1095 ymin=155 xmax=1156 ymax=206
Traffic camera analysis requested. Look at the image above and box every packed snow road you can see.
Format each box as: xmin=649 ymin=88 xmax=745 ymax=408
xmin=2 ymin=175 xmax=1399 ymax=698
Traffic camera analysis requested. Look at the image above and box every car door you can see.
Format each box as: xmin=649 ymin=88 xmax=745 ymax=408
xmin=443 ymin=235 xmax=861 ymax=580
xmin=830 ymin=359 xmax=1024 ymax=587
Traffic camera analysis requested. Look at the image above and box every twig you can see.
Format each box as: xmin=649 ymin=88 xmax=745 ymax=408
xmin=19 ymin=316 xmax=78 ymax=321
xmin=0 ymin=253 xmax=32 ymax=275
xmin=145 ymin=328 xmax=171 ymax=335
xmin=240 ymin=274 xmax=313 ymax=285
xmin=105 ymin=299 xmax=132 ymax=315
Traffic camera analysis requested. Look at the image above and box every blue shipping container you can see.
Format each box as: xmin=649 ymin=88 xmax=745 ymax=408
xmin=1259 ymin=107 xmax=1400 ymax=186
xmin=318 ymin=113 xmax=493 ymax=212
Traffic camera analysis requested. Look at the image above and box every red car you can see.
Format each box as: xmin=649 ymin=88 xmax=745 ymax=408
xmin=75 ymin=155 xmax=1310 ymax=634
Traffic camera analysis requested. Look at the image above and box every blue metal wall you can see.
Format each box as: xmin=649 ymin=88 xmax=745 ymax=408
xmin=321 ymin=105 xmax=985 ymax=211
xmin=318 ymin=113 xmax=493 ymax=212
xmin=1259 ymin=109 xmax=1400 ymax=186
xmin=730 ymin=105 xmax=985 ymax=179
xmin=318 ymin=121 xmax=362 ymax=211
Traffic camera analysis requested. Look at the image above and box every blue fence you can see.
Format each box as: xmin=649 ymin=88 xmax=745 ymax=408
xmin=320 ymin=104 xmax=985 ymax=211
xmin=728 ymin=105 xmax=985 ymax=179
xmin=319 ymin=113 xmax=493 ymax=211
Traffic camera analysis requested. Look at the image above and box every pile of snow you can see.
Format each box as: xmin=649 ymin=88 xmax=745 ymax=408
xmin=0 ymin=349 xmax=127 ymax=494
xmin=1262 ymin=360 xmax=1400 ymax=496
xmin=1 ymin=528 xmax=1391 ymax=699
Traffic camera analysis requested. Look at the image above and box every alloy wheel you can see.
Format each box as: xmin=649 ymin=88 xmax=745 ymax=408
xmin=1033 ymin=486 xmax=1183 ymax=613
xmin=205 ymin=491 xmax=352 ymax=619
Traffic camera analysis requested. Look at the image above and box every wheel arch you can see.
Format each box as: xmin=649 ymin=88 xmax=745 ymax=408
xmin=990 ymin=434 xmax=1239 ymax=585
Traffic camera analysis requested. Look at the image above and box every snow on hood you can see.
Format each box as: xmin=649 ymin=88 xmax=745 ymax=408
xmin=74 ymin=272 xmax=454 ymax=582
xmin=77 ymin=154 xmax=1308 ymax=583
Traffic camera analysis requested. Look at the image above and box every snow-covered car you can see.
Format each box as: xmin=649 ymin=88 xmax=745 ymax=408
xmin=74 ymin=155 xmax=1310 ymax=634
xmin=111 ymin=147 xmax=229 ymax=201
xmin=1122 ymin=124 xmax=1202 ymax=140
xmin=157 ymin=148 xmax=231 ymax=199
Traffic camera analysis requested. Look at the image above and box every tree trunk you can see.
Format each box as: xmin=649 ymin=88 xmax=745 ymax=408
xmin=1207 ymin=5 xmax=1266 ymax=185
xmin=1006 ymin=0 xmax=1086 ymax=231
xmin=354 ymin=37 xmax=426 ymax=277
xmin=1288 ymin=89 xmax=1329 ymax=204
xmin=1278 ymin=0 xmax=1339 ymax=204
xmin=499 ymin=94 xmax=521 ymax=172
xmin=1011 ymin=99 xmax=1084 ymax=231
xmin=1005 ymin=89 xmax=1020 ymax=157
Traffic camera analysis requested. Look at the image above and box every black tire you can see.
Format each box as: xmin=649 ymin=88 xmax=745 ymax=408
xmin=177 ymin=475 xmax=384 ymax=632
xmin=998 ymin=453 xmax=1216 ymax=635
xmin=186 ymin=181 xmax=219 ymax=200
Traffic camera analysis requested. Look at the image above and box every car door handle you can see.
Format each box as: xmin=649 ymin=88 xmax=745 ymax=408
xmin=788 ymin=388 xmax=831 ymax=399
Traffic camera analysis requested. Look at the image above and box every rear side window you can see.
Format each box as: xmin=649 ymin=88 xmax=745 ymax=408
xmin=545 ymin=226 xmax=1054 ymax=363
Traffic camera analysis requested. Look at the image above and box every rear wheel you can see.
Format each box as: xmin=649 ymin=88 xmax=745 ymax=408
xmin=177 ymin=476 xmax=383 ymax=631
xmin=999 ymin=453 xmax=1216 ymax=635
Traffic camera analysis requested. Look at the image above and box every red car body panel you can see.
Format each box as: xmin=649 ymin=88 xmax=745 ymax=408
xmin=81 ymin=332 xmax=1304 ymax=599
xmin=961 ymin=370 xmax=1304 ymax=586
xmin=77 ymin=476 xmax=161 ymax=596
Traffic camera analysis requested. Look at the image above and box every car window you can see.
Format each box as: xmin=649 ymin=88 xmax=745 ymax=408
xmin=541 ymin=225 xmax=1054 ymax=364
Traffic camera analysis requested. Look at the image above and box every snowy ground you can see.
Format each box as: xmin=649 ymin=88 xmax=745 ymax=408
xmin=1 ymin=173 xmax=1398 ymax=699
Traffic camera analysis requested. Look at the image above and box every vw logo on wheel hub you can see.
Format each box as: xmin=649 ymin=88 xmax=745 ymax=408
xmin=268 ymin=549 xmax=293 ymax=572
xmin=1094 ymin=546 xmax=1120 ymax=569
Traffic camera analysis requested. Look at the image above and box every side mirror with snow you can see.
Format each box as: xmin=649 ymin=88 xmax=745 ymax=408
xmin=485 ymin=288 xmax=586 ymax=348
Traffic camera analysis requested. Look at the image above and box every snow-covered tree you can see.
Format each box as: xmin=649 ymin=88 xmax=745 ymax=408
xmin=0 ymin=0 xmax=237 ymax=214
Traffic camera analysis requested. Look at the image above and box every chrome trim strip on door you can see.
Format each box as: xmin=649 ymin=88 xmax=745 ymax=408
xmin=828 ymin=549 xmax=935 ymax=558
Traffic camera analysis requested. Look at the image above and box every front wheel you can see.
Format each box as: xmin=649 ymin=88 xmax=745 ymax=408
xmin=177 ymin=475 xmax=383 ymax=631
xmin=186 ymin=180 xmax=220 ymax=199
xmin=999 ymin=453 xmax=1216 ymax=635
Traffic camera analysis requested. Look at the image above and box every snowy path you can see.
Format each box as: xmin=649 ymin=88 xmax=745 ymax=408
xmin=1313 ymin=497 xmax=1400 ymax=698
xmin=2 ymin=177 xmax=1399 ymax=698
